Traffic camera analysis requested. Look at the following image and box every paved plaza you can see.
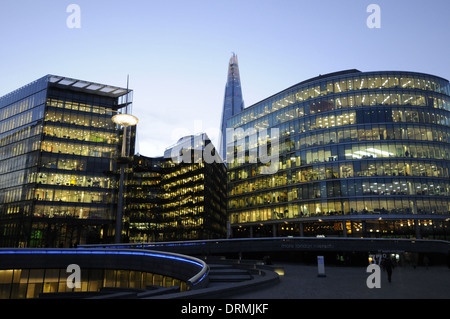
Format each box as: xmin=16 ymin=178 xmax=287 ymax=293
xmin=231 ymin=262 xmax=450 ymax=299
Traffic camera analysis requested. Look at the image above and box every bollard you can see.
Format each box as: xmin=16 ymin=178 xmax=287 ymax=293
xmin=317 ymin=256 xmax=326 ymax=277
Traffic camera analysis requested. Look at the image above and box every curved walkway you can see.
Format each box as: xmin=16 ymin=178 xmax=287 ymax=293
xmin=230 ymin=262 xmax=450 ymax=299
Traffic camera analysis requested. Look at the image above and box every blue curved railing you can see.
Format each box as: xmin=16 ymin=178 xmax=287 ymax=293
xmin=0 ymin=248 xmax=209 ymax=288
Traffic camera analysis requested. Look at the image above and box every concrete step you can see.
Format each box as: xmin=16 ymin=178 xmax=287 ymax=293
xmin=209 ymin=269 xmax=250 ymax=275
xmin=209 ymin=275 xmax=253 ymax=282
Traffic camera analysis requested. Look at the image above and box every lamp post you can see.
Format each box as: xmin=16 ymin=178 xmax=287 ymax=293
xmin=112 ymin=113 xmax=139 ymax=243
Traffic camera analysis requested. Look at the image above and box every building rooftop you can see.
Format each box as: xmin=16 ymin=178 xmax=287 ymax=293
xmin=47 ymin=75 xmax=131 ymax=98
xmin=233 ymin=69 xmax=449 ymax=119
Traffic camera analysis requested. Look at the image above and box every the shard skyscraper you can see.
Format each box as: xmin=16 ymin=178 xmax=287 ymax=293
xmin=219 ymin=53 xmax=244 ymax=163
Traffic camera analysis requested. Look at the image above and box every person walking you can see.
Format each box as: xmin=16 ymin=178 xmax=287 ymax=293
xmin=382 ymin=256 xmax=394 ymax=283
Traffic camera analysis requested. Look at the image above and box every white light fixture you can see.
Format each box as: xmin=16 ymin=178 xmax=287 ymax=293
xmin=112 ymin=114 xmax=139 ymax=126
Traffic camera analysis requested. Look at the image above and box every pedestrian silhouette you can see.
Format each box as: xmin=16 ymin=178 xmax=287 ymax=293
xmin=382 ymin=257 xmax=394 ymax=283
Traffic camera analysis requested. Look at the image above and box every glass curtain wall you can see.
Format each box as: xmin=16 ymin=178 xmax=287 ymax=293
xmin=227 ymin=70 xmax=450 ymax=239
xmin=0 ymin=75 xmax=131 ymax=247
xmin=0 ymin=77 xmax=47 ymax=247
xmin=31 ymin=87 xmax=122 ymax=247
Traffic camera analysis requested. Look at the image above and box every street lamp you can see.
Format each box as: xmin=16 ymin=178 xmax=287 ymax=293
xmin=112 ymin=113 xmax=139 ymax=243
xmin=112 ymin=114 xmax=139 ymax=158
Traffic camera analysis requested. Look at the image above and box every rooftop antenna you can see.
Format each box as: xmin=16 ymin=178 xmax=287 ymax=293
xmin=126 ymin=74 xmax=130 ymax=114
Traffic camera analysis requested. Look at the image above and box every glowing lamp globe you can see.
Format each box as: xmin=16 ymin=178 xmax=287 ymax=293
xmin=112 ymin=114 xmax=139 ymax=126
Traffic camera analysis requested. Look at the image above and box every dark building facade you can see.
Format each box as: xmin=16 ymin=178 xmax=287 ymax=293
xmin=125 ymin=134 xmax=227 ymax=242
xmin=226 ymin=70 xmax=450 ymax=240
xmin=125 ymin=155 xmax=162 ymax=242
xmin=0 ymin=75 xmax=133 ymax=247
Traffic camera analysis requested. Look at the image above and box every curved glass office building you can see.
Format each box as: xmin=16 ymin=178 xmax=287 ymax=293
xmin=226 ymin=69 xmax=450 ymax=239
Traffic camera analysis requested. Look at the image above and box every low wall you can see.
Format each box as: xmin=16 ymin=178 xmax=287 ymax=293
xmin=0 ymin=248 xmax=209 ymax=289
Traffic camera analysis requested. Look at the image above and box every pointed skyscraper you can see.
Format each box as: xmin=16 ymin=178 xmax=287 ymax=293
xmin=219 ymin=53 xmax=244 ymax=163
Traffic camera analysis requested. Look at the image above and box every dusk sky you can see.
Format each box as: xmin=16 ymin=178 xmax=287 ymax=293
xmin=0 ymin=0 xmax=449 ymax=157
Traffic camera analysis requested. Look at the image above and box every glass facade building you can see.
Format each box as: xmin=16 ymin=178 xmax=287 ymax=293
xmin=125 ymin=134 xmax=227 ymax=242
xmin=219 ymin=53 xmax=245 ymax=162
xmin=0 ymin=75 xmax=133 ymax=247
xmin=226 ymin=70 xmax=450 ymax=239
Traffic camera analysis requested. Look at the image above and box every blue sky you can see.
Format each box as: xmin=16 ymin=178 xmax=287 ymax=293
xmin=0 ymin=0 xmax=449 ymax=157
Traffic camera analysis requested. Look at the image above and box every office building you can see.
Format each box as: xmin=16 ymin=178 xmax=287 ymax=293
xmin=226 ymin=69 xmax=450 ymax=239
xmin=126 ymin=134 xmax=227 ymax=242
xmin=0 ymin=75 xmax=133 ymax=247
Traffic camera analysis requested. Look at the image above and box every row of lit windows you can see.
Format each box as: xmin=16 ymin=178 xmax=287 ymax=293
xmin=40 ymin=155 xmax=112 ymax=172
xmin=127 ymin=179 xmax=160 ymax=187
xmin=36 ymin=172 xmax=111 ymax=188
xmin=228 ymin=107 xmax=450 ymax=151
xmin=234 ymin=219 xmax=447 ymax=239
xmin=33 ymin=205 xmax=112 ymax=220
xmin=162 ymin=162 xmax=205 ymax=180
xmin=162 ymin=217 xmax=204 ymax=227
xmin=343 ymin=142 xmax=449 ymax=161
xmin=164 ymin=207 xmax=204 ymax=219
xmin=229 ymin=197 xmax=450 ymax=224
xmin=129 ymin=208 xmax=205 ymax=224
xmin=229 ymin=73 xmax=450 ymax=128
xmin=229 ymin=159 xmax=450 ymax=195
xmin=304 ymin=90 xmax=449 ymax=112
xmin=228 ymin=141 xmax=450 ymax=179
xmin=233 ymin=123 xmax=450 ymax=160
xmin=162 ymin=175 xmax=205 ymax=190
xmin=0 ymin=268 xmax=185 ymax=299
xmin=46 ymin=98 xmax=115 ymax=116
xmin=34 ymin=188 xmax=112 ymax=205
xmin=45 ymin=108 xmax=116 ymax=130
xmin=227 ymin=110 xmax=355 ymax=146
xmin=128 ymin=229 xmax=202 ymax=243
xmin=229 ymin=178 xmax=450 ymax=210
xmin=160 ymin=195 xmax=205 ymax=209
xmin=0 ymin=202 xmax=33 ymax=218
xmin=126 ymin=203 xmax=158 ymax=212
xmin=126 ymin=192 xmax=159 ymax=202
xmin=43 ymin=124 xmax=119 ymax=145
xmin=41 ymin=140 xmax=116 ymax=159
xmin=297 ymin=124 xmax=450 ymax=149
xmin=162 ymin=185 xmax=205 ymax=199
xmin=134 ymin=171 xmax=161 ymax=178
xmin=231 ymin=96 xmax=450 ymax=139
xmin=0 ymin=199 xmax=33 ymax=216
